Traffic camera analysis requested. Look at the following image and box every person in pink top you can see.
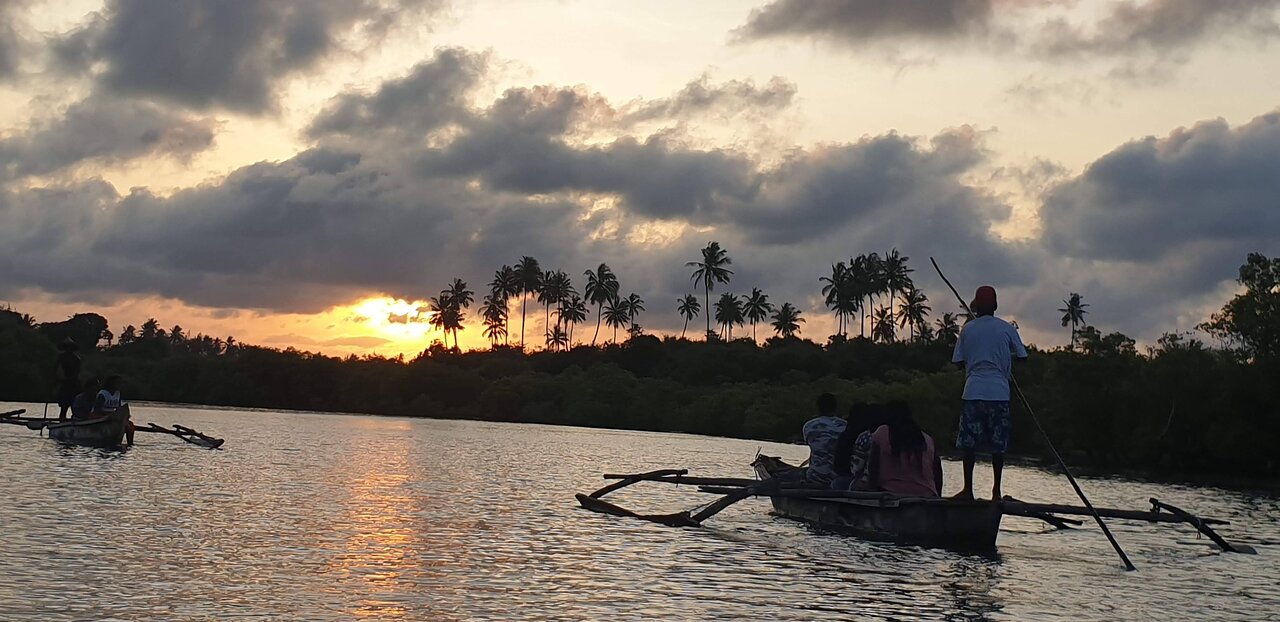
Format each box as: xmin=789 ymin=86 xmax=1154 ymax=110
xmin=867 ymin=401 xmax=943 ymax=497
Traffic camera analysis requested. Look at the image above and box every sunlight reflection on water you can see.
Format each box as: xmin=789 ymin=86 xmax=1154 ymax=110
xmin=0 ymin=402 xmax=1276 ymax=621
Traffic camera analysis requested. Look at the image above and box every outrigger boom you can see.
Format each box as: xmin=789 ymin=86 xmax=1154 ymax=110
xmin=576 ymin=458 xmax=1256 ymax=556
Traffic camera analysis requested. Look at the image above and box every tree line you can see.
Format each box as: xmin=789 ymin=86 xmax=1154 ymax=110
xmin=1 ymin=253 xmax=1276 ymax=482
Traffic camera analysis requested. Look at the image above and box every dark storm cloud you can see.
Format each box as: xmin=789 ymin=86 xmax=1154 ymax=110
xmin=306 ymin=48 xmax=488 ymax=139
xmin=0 ymin=98 xmax=216 ymax=179
xmin=0 ymin=0 xmax=28 ymax=78
xmin=735 ymin=0 xmax=996 ymax=46
xmin=56 ymin=0 xmax=446 ymax=114
xmin=1041 ymin=111 xmax=1280 ymax=262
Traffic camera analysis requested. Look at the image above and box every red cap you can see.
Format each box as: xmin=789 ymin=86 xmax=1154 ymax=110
xmin=971 ymin=286 xmax=997 ymax=315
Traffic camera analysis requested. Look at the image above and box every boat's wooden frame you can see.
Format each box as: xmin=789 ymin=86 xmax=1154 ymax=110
xmin=45 ymin=411 xmax=129 ymax=448
xmin=575 ymin=455 xmax=1256 ymax=556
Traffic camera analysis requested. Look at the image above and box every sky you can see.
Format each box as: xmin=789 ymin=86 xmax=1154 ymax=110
xmin=2 ymin=0 xmax=1279 ymax=356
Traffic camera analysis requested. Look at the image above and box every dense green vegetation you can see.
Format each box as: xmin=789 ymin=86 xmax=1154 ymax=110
xmin=3 ymin=253 xmax=1277 ymax=481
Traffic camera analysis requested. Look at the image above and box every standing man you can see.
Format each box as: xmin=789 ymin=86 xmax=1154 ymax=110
xmin=951 ymin=286 xmax=1027 ymax=500
xmin=53 ymin=338 xmax=82 ymax=420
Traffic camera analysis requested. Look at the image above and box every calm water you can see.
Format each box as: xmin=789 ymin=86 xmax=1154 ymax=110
xmin=0 ymin=402 xmax=1276 ymax=621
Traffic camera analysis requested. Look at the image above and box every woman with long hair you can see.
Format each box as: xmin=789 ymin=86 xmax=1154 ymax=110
xmin=867 ymin=401 xmax=943 ymax=497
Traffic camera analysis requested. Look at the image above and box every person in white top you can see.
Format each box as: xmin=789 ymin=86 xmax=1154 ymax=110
xmin=94 ymin=375 xmax=135 ymax=446
xmin=950 ymin=286 xmax=1027 ymax=500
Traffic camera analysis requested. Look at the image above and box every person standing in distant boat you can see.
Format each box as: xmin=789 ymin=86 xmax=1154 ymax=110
xmin=951 ymin=286 xmax=1027 ymax=500
xmin=801 ymin=393 xmax=845 ymax=487
xmin=53 ymin=338 xmax=82 ymax=420
xmin=95 ymin=375 xmax=135 ymax=446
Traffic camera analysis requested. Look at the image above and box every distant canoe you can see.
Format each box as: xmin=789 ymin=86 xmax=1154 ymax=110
xmin=46 ymin=412 xmax=129 ymax=449
xmin=753 ymin=455 xmax=1002 ymax=552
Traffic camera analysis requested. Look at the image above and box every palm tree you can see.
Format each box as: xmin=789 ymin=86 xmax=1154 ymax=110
xmin=559 ymin=295 xmax=588 ymax=347
xmin=442 ymin=279 xmax=474 ymax=349
xmin=428 ymin=294 xmax=463 ymax=349
xmin=687 ymin=241 xmax=733 ymax=340
xmin=743 ymin=287 xmax=773 ymax=343
xmin=872 ymin=307 xmax=895 ymax=344
xmin=481 ymin=294 xmax=508 ymax=347
xmin=676 ymin=294 xmax=701 ymax=339
xmin=770 ymin=303 xmax=804 ymax=338
xmin=601 ymin=299 xmax=630 ymax=343
xmin=897 ymin=286 xmax=931 ymax=341
xmin=514 ymin=256 xmax=542 ymax=350
xmin=119 ymin=325 xmax=137 ymax=344
xmin=583 ymin=263 xmax=620 ymax=346
xmin=490 ymin=265 xmax=520 ymax=345
xmin=1059 ymin=292 xmax=1090 ymax=350
xmin=882 ymin=248 xmax=913 ymax=340
xmin=820 ymin=261 xmax=849 ymax=337
xmin=935 ymin=312 xmax=961 ymax=346
xmin=538 ymin=270 xmax=574 ymax=348
xmin=547 ymin=325 xmax=570 ymax=350
xmin=714 ymin=292 xmax=745 ymax=340
xmin=622 ymin=293 xmax=645 ymax=337
xmin=169 ymin=325 xmax=186 ymax=344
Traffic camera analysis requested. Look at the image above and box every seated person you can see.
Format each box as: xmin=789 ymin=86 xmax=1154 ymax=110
xmin=831 ymin=402 xmax=884 ymax=490
xmin=70 ymin=378 xmax=99 ymax=420
xmin=94 ymin=375 xmax=135 ymax=446
xmin=867 ymin=401 xmax=943 ymax=497
xmin=801 ymin=393 xmax=845 ymax=486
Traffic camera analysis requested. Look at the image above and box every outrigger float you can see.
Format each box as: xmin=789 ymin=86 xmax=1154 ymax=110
xmin=0 ymin=409 xmax=224 ymax=449
xmin=576 ymin=455 xmax=1256 ymax=557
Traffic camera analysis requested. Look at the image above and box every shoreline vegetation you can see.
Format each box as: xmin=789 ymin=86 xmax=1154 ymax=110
xmin=3 ymin=251 xmax=1277 ymax=484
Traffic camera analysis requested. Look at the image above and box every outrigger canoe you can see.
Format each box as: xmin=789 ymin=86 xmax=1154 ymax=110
xmin=45 ymin=411 xmax=130 ymax=449
xmin=753 ymin=455 xmax=1002 ymax=550
xmin=576 ymin=455 xmax=1255 ymax=557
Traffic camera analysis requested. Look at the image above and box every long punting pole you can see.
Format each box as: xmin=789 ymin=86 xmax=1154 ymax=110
xmin=930 ymin=257 xmax=1137 ymax=572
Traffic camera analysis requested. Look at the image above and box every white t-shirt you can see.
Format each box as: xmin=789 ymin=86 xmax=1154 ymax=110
xmin=952 ymin=315 xmax=1028 ymax=401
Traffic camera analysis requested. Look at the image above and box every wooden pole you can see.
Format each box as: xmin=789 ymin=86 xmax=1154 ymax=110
xmin=930 ymin=256 xmax=1138 ymax=571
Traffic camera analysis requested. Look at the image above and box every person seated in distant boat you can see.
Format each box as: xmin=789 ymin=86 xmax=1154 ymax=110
xmin=867 ymin=401 xmax=943 ymax=497
xmin=94 ymin=375 xmax=135 ymax=446
xmin=801 ymin=393 xmax=845 ymax=487
xmin=70 ymin=378 xmax=99 ymax=420
xmin=830 ymin=402 xmax=883 ymax=490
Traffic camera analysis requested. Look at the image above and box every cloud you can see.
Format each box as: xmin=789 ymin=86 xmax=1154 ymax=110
xmin=306 ymin=48 xmax=488 ymax=139
xmin=1041 ymin=110 xmax=1280 ymax=262
xmin=0 ymin=98 xmax=216 ymax=179
xmin=615 ymin=74 xmax=798 ymax=125
xmin=55 ymin=0 xmax=447 ymax=114
xmin=0 ymin=0 xmax=29 ymax=79
xmin=1036 ymin=0 xmax=1280 ymax=58
xmin=735 ymin=0 xmax=998 ymax=46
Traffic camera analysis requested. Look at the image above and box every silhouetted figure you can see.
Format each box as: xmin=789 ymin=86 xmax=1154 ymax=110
xmin=868 ymin=401 xmax=942 ymax=497
xmin=831 ymin=402 xmax=884 ymax=490
xmin=951 ymin=286 xmax=1028 ymax=500
xmin=801 ymin=393 xmax=845 ymax=486
xmin=71 ymin=378 xmax=99 ymax=420
xmin=54 ymin=338 xmax=81 ymax=420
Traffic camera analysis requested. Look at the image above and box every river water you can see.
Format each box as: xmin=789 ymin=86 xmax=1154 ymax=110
xmin=0 ymin=402 xmax=1276 ymax=621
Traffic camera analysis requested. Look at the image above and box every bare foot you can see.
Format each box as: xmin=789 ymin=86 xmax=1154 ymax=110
xmin=949 ymin=489 xmax=974 ymax=501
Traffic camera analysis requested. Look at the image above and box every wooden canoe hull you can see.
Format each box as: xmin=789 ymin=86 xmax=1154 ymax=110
xmin=46 ymin=411 xmax=128 ymax=449
xmin=754 ymin=457 xmax=1002 ymax=551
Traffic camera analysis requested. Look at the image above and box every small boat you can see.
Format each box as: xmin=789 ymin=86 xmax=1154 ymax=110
xmin=752 ymin=455 xmax=1002 ymax=551
xmin=46 ymin=411 xmax=129 ymax=448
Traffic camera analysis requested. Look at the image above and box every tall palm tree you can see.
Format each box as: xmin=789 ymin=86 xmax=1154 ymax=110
xmin=770 ymin=303 xmax=804 ymax=338
xmin=490 ymin=265 xmax=520 ymax=345
xmin=601 ymin=299 xmax=630 ymax=344
xmin=897 ymin=286 xmax=931 ymax=342
xmin=538 ymin=270 xmax=573 ymax=348
xmin=443 ymin=279 xmax=474 ymax=348
xmin=514 ymin=256 xmax=542 ymax=350
xmin=676 ymin=294 xmax=701 ymax=339
xmin=872 ymin=307 xmax=895 ymax=344
xmin=583 ymin=263 xmax=620 ymax=346
xmin=481 ymin=294 xmax=508 ymax=347
xmin=428 ymin=294 xmax=463 ymax=349
xmin=714 ymin=292 xmax=745 ymax=340
xmin=882 ymin=248 xmax=913 ymax=340
xmin=820 ymin=262 xmax=849 ymax=337
xmin=687 ymin=241 xmax=733 ymax=340
xmin=1060 ymin=292 xmax=1090 ymax=350
xmin=559 ymin=295 xmax=588 ymax=347
xmin=743 ymin=287 xmax=773 ymax=343
xmin=935 ymin=312 xmax=961 ymax=346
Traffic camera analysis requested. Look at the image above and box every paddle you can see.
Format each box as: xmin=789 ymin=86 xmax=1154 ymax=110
xmin=931 ymin=256 xmax=1137 ymax=572
xmin=137 ymin=423 xmax=225 ymax=449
